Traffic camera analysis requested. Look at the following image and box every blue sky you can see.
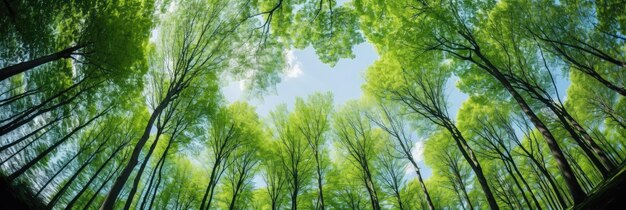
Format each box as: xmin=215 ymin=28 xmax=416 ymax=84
xmin=221 ymin=42 xmax=442 ymax=180
xmin=222 ymin=43 xmax=378 ymax=116
xmin=220 ymin=36 xmax=571 ymax=183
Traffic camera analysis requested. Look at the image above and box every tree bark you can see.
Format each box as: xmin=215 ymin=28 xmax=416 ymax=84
xmin=445 ymin=122 xmax=500 ymax=210
xmin=0 ymin=78 xmax=88 ymax=136
xmin=562 ymin=108 xmax=616 ymax=172
xmin=122 ymin=130 xmax=163 ymax=210
xmin=46 ymin=136 xmax=110 ymax=209
xmin=139 ymin=141 xmax=167 ymax=209
xmin=313 ymin=151 xmax=325 ymax=210
xmin=64 ymin=140 xmax=128 ymax=210
xmin=409 ymin=160 xmax=436 ymax=210
xmin=199 ymin=156 xmax=225 ymax=210
xmin=6 ymin=109 xmax=106 ymax=182
xmin=100 ymin=96 xmax=170 ymax=210
xmin=85 ymin=163 xmax=123 ymax=209
xmin=470 ymin=49 xmax=587 ymax=204
xmin=0 ymin=45 xmax=85 ymax=81
xmin=361 ymin=163 xmax=381 ymax=210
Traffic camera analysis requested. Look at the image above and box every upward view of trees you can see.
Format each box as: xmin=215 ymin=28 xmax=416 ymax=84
xmin=0 ymin=0 xmax=624 ymax=209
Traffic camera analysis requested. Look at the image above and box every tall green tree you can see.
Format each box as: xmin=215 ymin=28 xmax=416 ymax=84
xmin=293 ymin=92 xmax=333 ymax=210
xmin=333 ymin=101 xmax=383 ymax=210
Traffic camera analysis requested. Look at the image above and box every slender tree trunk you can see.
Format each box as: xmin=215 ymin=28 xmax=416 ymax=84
xmin=0 ymin=45 xmax=85 ymax=81
xmin=6 ymin=110 xmax=106 ymax=181
xmin=393 ymin=190 xmax=405 ymax=210
xmin=35 ymin=137 xmax=94 ymax=197
xmin=468 ymin=46 xmax=587 ymax=204
xmin=0 ymin=88 xmax=41 ymax=107
xmin=565 ymin=151 xmax=595 ymax=192
xmin=139 ymin=150 xmax=166 ymax=210
xmin=0 ymin=78 xmax=88 ymax=136
xmin=446 ymin=123 xmax=499 ymax=210
xmin=452 ymin=183 xmax=467 ymax=210
xmin=508 ymin=156 xmax=543 ymax=210
xmin=291 ymin=182 xmax=299 ymax=210
xmin=122 ymin=130 xmax=163 ymax=210
xmin=581 ymin=68 xmax=626 ymax=96
xmin=100 ymin=97 xmax=170 ymax=210
xmin=228 ymin=174 xmax=245 ymax=210
xmin=518 ymin=143 xmax=568 ymax=207
xmin=146 ymin=138 xmax=172 ymax=210
xmin=148 ymin=158 xmax=166 ymax=210
xmin=0 ymin=113 xmax=67 ymax=153
xmin=65 ymin=141 xmax=128 ymax=210
xmin=516 ymin=74 xmax=615 ymax=175
xmin=503 ymin=160 xmax=533 ymax=209
xmin=562 ymin=108 xmax=616 ymax=171
xmin=453 ymin=170 xmax=474 ymax=210
xmin=0 ymin=125 xmax=54 ymax=165
xmin=138 ymin=164 xmax=159 ymax=210
xmin=199 ymin=157 xmax=224 ymax=210
xmin=538 ymin=100 xmax=613 ymax=177
xmin=46 ymin=144 xmax=105 ymax=209
xmin=536 ymin=171 xmax=559 ymax=210
xmin=85 ymin=164 xmax=122 ymax=209
xmin=498 ymin=77 xmax=586 ymax=204
xmin=362 ymin=164 xmax=381 ymax=210
xmin=313 ymin=151 xmax=325 ymax=210
xmin=409 ymin=160 xmax=435 ymax=210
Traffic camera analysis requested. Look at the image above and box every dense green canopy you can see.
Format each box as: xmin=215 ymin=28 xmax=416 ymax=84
xmin=0 ymin=0 xmax=625 ymax=209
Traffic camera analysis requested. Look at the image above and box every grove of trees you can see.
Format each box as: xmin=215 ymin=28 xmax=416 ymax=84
xmin=0 ymin=0 xmax=624 ymax=209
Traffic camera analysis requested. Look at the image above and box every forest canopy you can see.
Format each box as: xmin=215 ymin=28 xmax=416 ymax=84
xmin=0 ymin=0 xmax=625 ymax=209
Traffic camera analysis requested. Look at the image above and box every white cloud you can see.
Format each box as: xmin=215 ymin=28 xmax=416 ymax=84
xmin=284 ymin=50 xmax=303 ymax=79
xmin=239 ymin=80 xmax=246 ymax=91
xmin=411 ymin=141 xmax=425 ymax=163
xmin=405 ymin=141 xmax=425 ymax=175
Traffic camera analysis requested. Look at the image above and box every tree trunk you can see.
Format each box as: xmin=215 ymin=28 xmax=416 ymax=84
xmin=6 ymin=110 xmax=106 ymax=182
xmin=409 ymin=160 xmax=435 ymax=210
xmin=395 ymin=191 xmax=405 ymax=210
xmin=100 ymin=97 xmax=170 ymax=210
xmin=148 ymin=158 xmax=166 ymax=210
xmin=85 ymin=164 xmax=122 ymax=209
xmin=199 ymin=157 xmax=224 ymax=210
xmin=562 ymin=108 xmax=616 ymax=172
xmin=446 ymin=123 xmax=499 ymax=210
xmin=503 ymin=160 xmax=534 ymax=209
xmin=146 ymin=138 xmax=172 ymax=210
xmin=139 ymin=141 xmax=171 ymax=209
xmin=453 ymin=168 xmax=474 ymax=210
xmin=0 ymin=78 xmax=88 ymax=136
xmin=314 ymin=151 xmax=325 ymax=210
xmin=588 ymin=70 xmax=626 ymax=96
xmin=35 ymin=133 xmax=99 ymax=197
xmin=468 ymin=45 xmax=587 ymax=204
xmin=517 ymin=140 xmax=568 ymax=208
xmin=492 ymin=71 xmax=587 ymax=204
xmin=291 ymin=182 xmax=299 ymax=210
xmin=0 ymin=45 xmax=85 ymax=81
xmin=515 ymin=75 xmax=616 ymax=177
xmin=64 ymin=141 xmax=128 ymax=210
xmin=228 ymin=173 xmax=246 ymax=210
xmin=46 ymin=142 xmax=106 ymax=209
xmin=0 ymin=113 xmax=67 ymax=153
xmin=506 ymin=154 xmax=543 ymax=210
xmin=122 ymin=130 xmax=163 ymax=210
xmin=362 ymin=164 xmax=381 ymax=210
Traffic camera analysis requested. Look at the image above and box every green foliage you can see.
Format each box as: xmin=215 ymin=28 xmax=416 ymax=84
xmin=1 ymin=0 xmax=625 ymax=209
